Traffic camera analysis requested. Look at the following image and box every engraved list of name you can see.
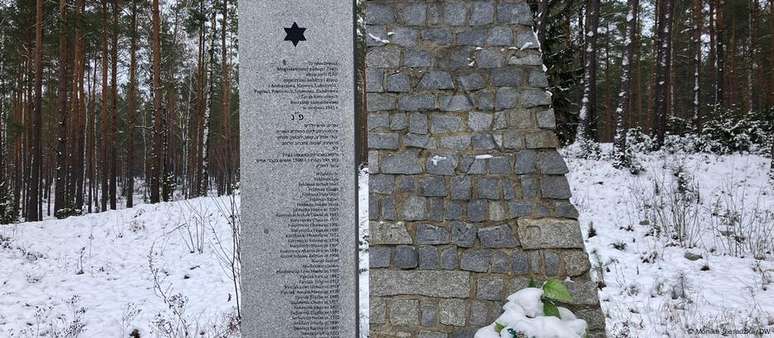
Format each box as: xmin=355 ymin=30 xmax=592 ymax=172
xmin=239 ymin=1 xmax=357 ymax=337
xmin=254 ymin=61 xmax=345 ymax=336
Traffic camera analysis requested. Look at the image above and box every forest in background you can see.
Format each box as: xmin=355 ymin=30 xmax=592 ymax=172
xmin=0 ymin=0 xmax=239 ymax=223
xmin=531 ymin=0 xmax=774 ymax=167
xmin=1 ymin=0 xmax=774 ymax=224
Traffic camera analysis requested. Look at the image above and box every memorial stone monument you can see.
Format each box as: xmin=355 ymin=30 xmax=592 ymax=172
xmin=239 ymin=0 xmax=604 ymax=336
xmin=239 ymin=1 xmax=359 ymax=337
xmin=365 ymin=0 xmax=607 ymax=337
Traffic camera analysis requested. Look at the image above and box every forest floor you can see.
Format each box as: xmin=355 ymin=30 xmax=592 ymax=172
xmin=1 ymin=148 xmax=773 ymax=337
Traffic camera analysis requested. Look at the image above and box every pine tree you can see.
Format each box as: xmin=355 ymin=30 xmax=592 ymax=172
xmin=747 ymin=0 xmax=756 ymax=113
xmin=126 ymin=0 xmax=138 ymax=208
xmin=613 ymin=0 xmax=639 ymax=168
xmin=221 ymin=0 xmax=232 ymax=195
xmin=202 ymin=6 xmax=217 ymax=197
xmin=54 ymin=0 xmax=70 ymax=217
xmin=71 ymin=0 xmax=86 ymax=213
xmin=654 ymin=0 xmax=674 ymax=149
xmin=150 ymin=0 xmax=162 ymax=203
xmin=715 ymin=0 xmax=726 ymax=109
xmin=87 ymin=57 xmax=97 ymax=213
xmin=100 ymin=0 xmax=110 ymax=212
xmin=0 ymin=30 xmax=9 ymax=223
xmin=26 ymin=0 xmax=44 ymax=221
xmin=769 ymin=0 xmax=774 ymax=107
xmin=692 ymin=0 xmax=703 ymax=128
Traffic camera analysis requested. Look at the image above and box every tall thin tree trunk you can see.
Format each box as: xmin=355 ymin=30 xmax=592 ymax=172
xmin=769 ymin=3 xmax=774 ymax=179
xmin=54 ymin=0 xmax=70 ymax=216
xmin=165 ymin=85 xmax=177 ymax=200
xmin=70 ymin=0 xmax=86 ymax=212
xmin=191 ymin=0 xmax=206 ymax=198
xmin=747 ymin=0 xmax=756 ymax=112
xmin=0 ymin=59 xmax=7 ymax=221
xmin=535 ymin=0 xmax=550 ymax=47
xmin=221 ymin=0 xmax=232 ymax=195
xmin=150 ymin=0 xmax=162 ymax=203
xmin=127 ymin=0 xmax=138 ymax=208
xmin=99 ymin=0 xmax=110 ymax=212
xmin=715 ymin=0 xmax=726 ymax=109
xmin=165 ymin=3 xmax=183 ymax=201
xmin=654 ymin=0 xmax=674 ymax=149
xmin=632 ymin=9 xmax=642 ymax=129
xmin=614 ymin=0 xmax=639 ymax=167
xmin=728 ymin=16 xmax=737 ymax=108
xmin=769 ymin=0 xmax=774 ymax=107
xmin=692 ymin=0 xmax=703 ymax=128
xmin=201 ymin=11 xmax=217 ymax=197
xmin=109 ymin=0 xmax=119 ymax=210
xmin=576 ymin=0 xmax=600 ymax=153
xmin=87 ymin=58 xmax=97 ymax=213
xmin=26 ymin=0 xmax=44 ymax=221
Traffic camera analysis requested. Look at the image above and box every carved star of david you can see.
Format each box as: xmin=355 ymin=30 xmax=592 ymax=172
xmin=284 ymin=22 xmax=306 ymax=47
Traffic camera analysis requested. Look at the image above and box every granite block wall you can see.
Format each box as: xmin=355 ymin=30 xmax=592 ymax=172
xmin=365 ymin=1 xmax=606 ymax=337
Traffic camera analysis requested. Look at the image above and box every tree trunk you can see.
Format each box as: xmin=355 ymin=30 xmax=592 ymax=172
xmin=692 ymin=0 xmax=703 ymax=128
xmin=201 ymin=10 xmax=217 ymax=197
xmin=164 ymin=84 xmax=177 ymax=201
xmin=770 ymin=0 xmax=774 ymax=107
xmin=26 ymin=0 xmax=44 ymax=221
xmin=576 ymin=0 xmax=600 ymax=152
xmin=770 ymin=2 xmax=774 ymax=179
xmin=150 ymin=0 xmax=162 ymax=203
xmin=191 ymin=0 xmax=207 ymax=198
xmin=654 ymin=0 xmax=674 ymax=149
xmin=614 ymin=0 xmax=639 ymax=167
xmin=535 ymin=0 xmax=550 ymax=47
xmin=632 ymin=8 xmax=642 ymax=129
xmin=747 ymin=0 xmax=756 ymax=112
xmin=127 ymin=0 xmax=138 ymax=208
xmin=87 ymin=58 xmax=97 ymax=213
xmin=728 ymin=16 xmax=737 ymax=108
xmin=54 ymin=0 xmax=70 ymax=216
xmin=0 ymin=55 xmax=7 ymax=221
xmin=715 ymin=0 xmax=726 ymax=109
xmin=602 ymin=30 xmax=613 ymax=142
xmin=100 ymin=0 xmax=110 ymax=212
xmin=109 ymin=0 xmax=119 ymax=210
xmin=221 ymin=0 xmax=232 ymax=195
xmin=71 ymin=0 xmax=86 ymax=212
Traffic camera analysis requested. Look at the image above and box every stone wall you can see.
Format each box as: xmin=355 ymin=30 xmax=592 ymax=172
xmin=365 ymin=1 xmax=606 ymax=337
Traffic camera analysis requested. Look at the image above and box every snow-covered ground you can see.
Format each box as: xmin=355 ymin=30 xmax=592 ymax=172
xmin=1 ymin=150 xmax=773 ymax=337
xmin=567 ymin=147 xmax=774 ymax=337
xmin=0 ymin=197 xmax=242 ymax=337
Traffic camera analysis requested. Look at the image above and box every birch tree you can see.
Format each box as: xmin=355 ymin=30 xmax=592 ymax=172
xmin=575 ymin=0 xmax=600 ymax=156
